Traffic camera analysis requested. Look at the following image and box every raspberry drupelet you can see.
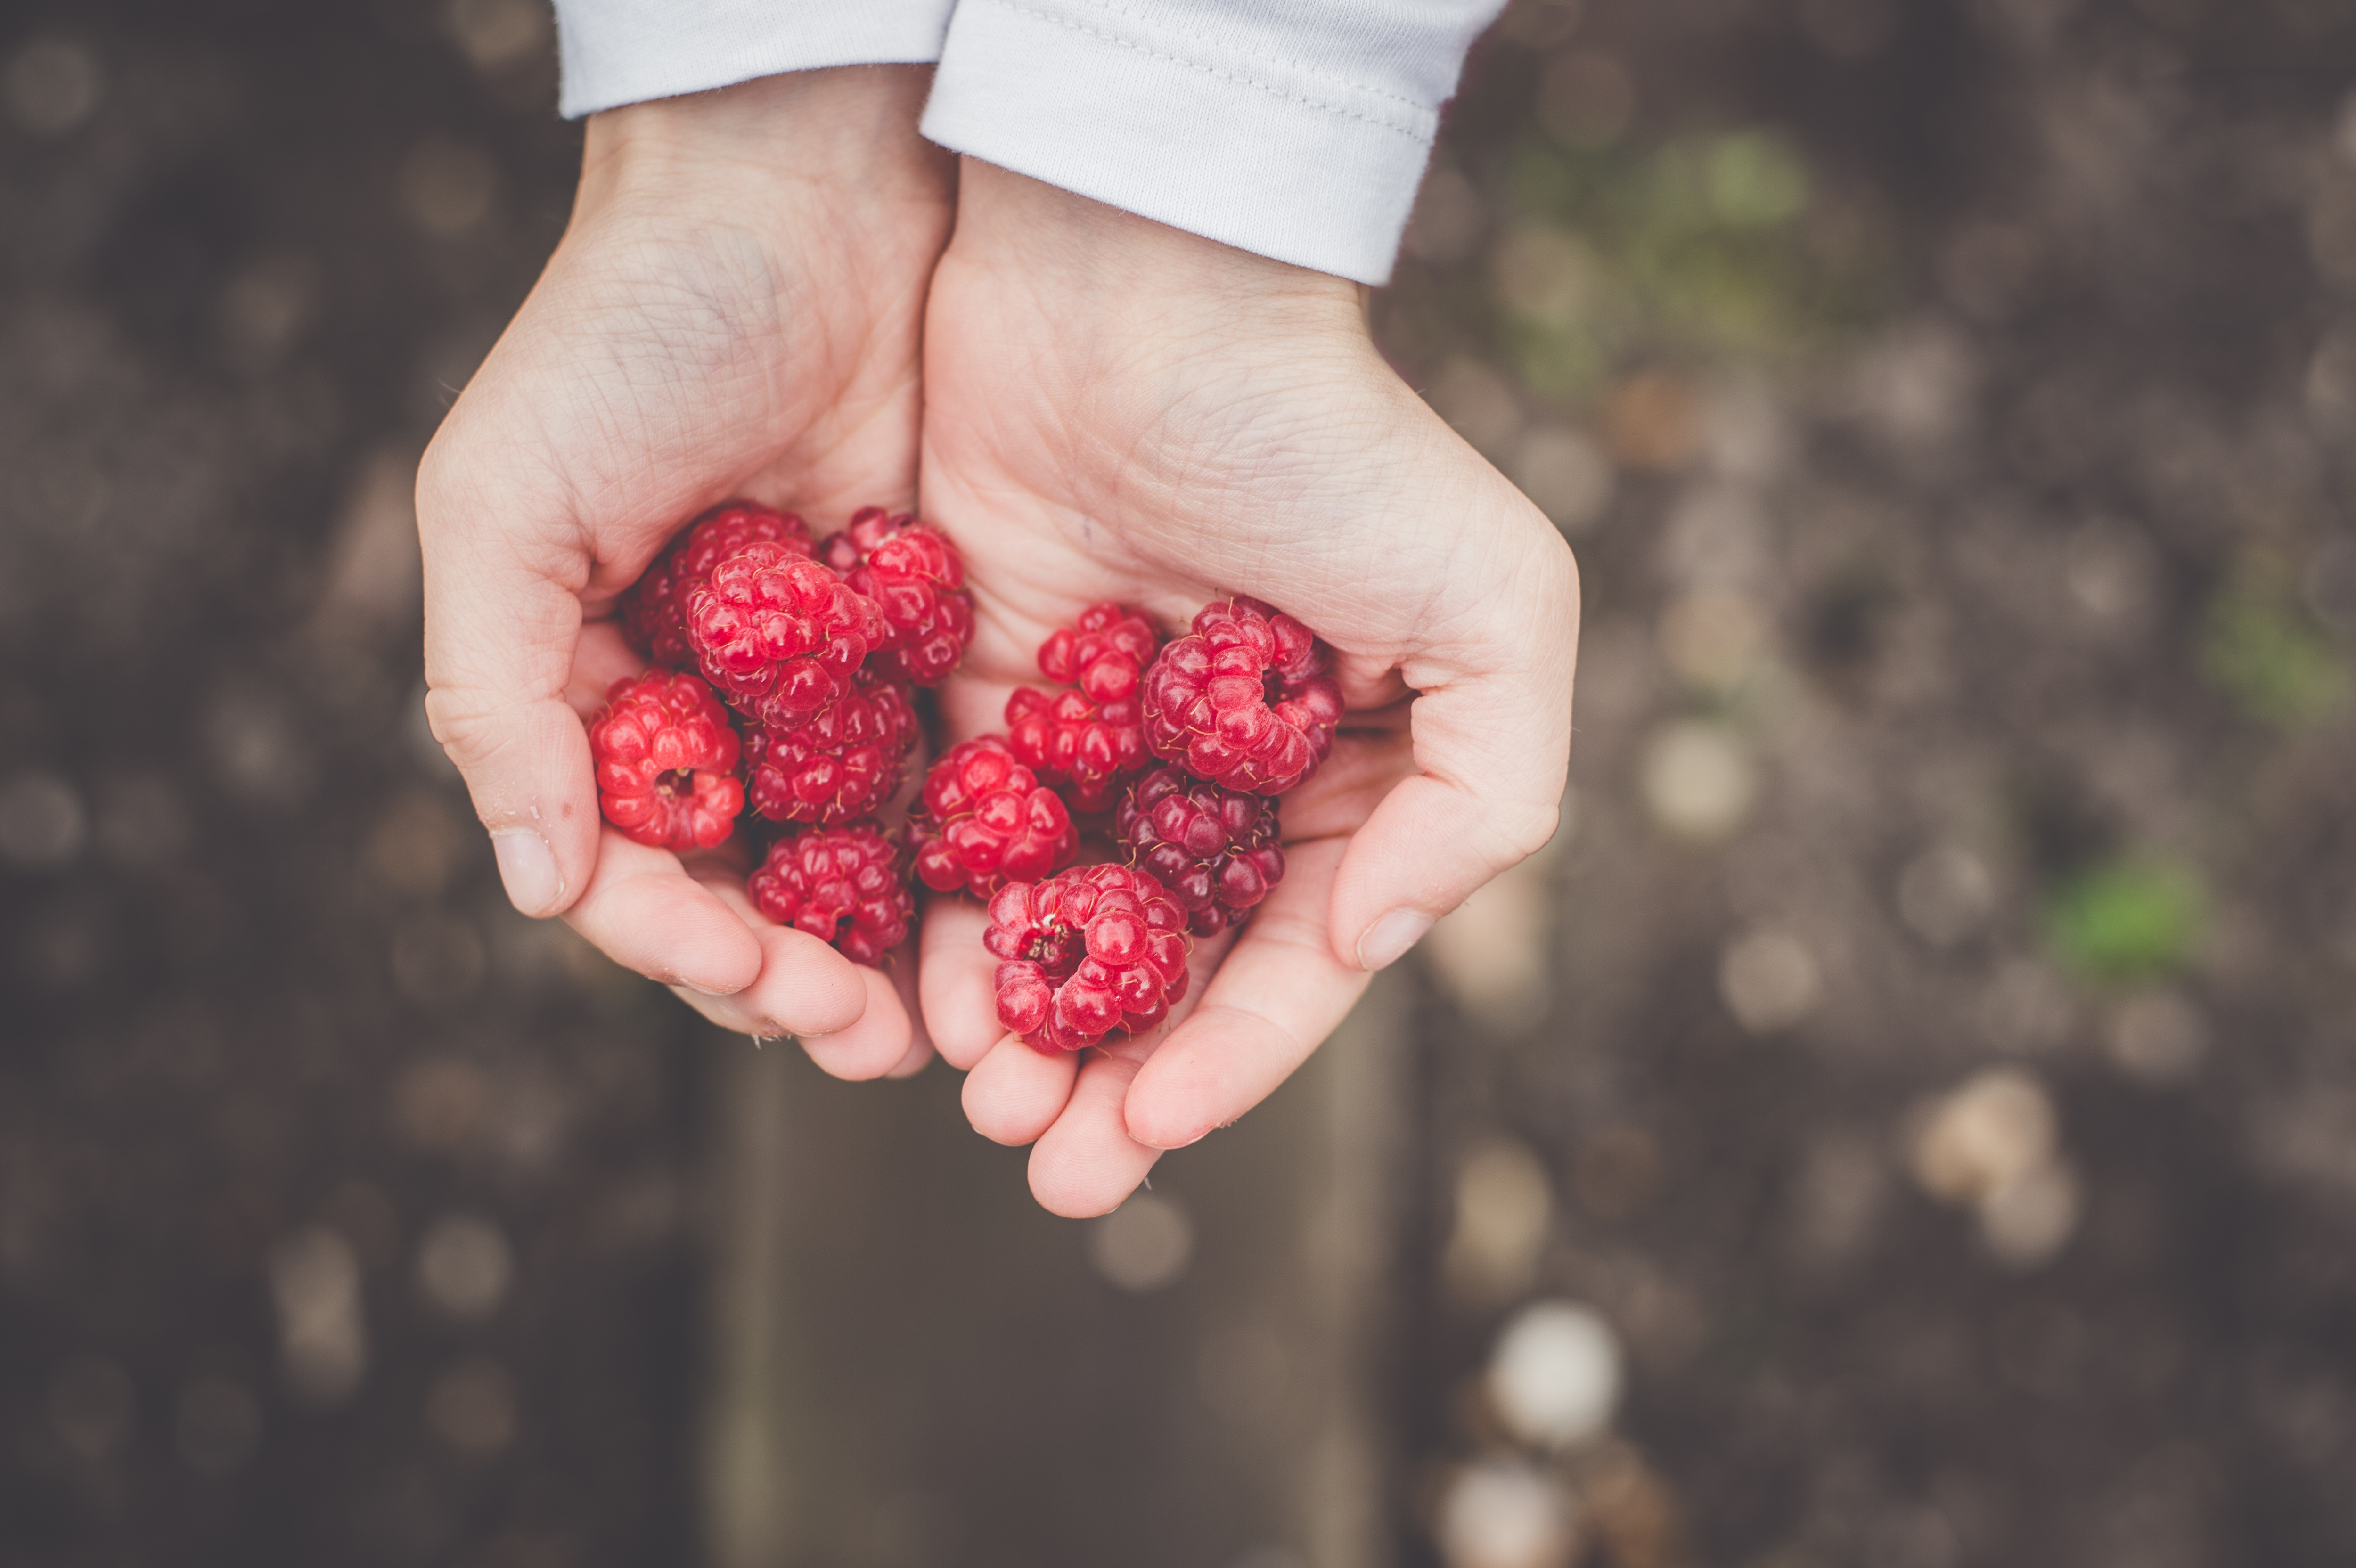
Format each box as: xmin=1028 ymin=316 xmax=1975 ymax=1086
xmin=1115 ymin=766 xmax=1286 ymax=937
xmin=906 ymin=737 xmax=1079 ymax=899
xmin=1005 ymin=602 xmax=1159 ymax=813
xmin=986 ymin=864 xmax=1192 ymax=1054
xmin=589 ymin=669 xmax=745 ymax=852
xmin=622 ymin=501 xmax=813 ymax=670
xmin=684 ymin=542 xmax=885 ymax=727
xmin=743 ymin=669 xmax=919 ymax=826
xmin=748 ymin=822 xmax=912 ymax=966
xmin=818 ymin=506 xmax=975 ymax=686
xmin=1140 ymin=596 xmax=1346 ymax=794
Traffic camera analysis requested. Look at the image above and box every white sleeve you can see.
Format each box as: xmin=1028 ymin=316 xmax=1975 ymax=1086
xmin=919 ymin=0 xmax=1505 ymax=285
xmin=554 ymin=0 xmax=958 ymax=118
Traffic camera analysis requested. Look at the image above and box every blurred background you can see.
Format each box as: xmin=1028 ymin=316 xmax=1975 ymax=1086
xmin=4 ymin=0 xmax=2356 ymax=1564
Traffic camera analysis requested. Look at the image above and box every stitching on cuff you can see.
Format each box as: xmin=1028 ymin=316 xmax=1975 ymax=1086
xmin=965 ymin=0 xmax=1433 ymax=141
xmin=1054 ymin=0 xmax=1432 ymax=115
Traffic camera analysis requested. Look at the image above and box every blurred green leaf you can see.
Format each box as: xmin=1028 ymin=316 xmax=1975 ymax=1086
xmin=2044 ymin=859 xmax=2206 ymax=983
xmin=2201 ymin=564 xmax=2348 ymax=727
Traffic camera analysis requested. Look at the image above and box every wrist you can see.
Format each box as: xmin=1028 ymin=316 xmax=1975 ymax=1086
xmin=943 ymin=160 xmax=1366 ymax=349
xmin=578 ymin=67 xmax=949 ymax=234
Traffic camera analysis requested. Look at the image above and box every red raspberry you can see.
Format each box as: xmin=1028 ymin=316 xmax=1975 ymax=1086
xmin=1005 ymin=603 xmax=1159 ymax=813
xmin=1115 ymin=766 xmax=1286 ymax=937
xmin=744 ymin=670 xmax=919 ymax=825
xmin=985 ymin=864 xmax=1192 ymax=1054
xmin=818 ymin=506 xmax=975 ymax=686
xmin=1141 ymin=596 xmax=1345 ymax=794
xmin=622 ymin=501 xmax=812 ymax=669
xmin=747 ymin=823 xmax=911 ymax=967
xmin=906 ymin=737 xmax=1079 ymax=899
xmin=684 ymin=542 xmax=885 ymax=726
xmin=589 ymin=670 xmax=744 ymax=852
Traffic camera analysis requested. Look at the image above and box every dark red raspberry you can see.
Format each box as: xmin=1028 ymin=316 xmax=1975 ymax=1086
xmin=1115 ymin=766 xmax=1286 ymax=937
xmin=589 ymin=669 xmax=744 ymax=852
xmin=1005 ymin=603 xmax=1159 ymax=813
xmin=1141 ymin=596 xmax=1345 ymax=794
xmin=818 ymin=506 xmax=975 ymax=686
xmin=906 ymin=737 xmax=1079 ymax=898
xmin=684 ymin=542 xmax=885 ymax=726
xmin=622 ymin=501 xmax=812 ymax=669
xmin=985 ymin=865 xmax=1192 ymax=1054
xmin=747 ymin=823 xmax=912 ymax=966
xmin=744 ymin=669 xmax=919 ymax=825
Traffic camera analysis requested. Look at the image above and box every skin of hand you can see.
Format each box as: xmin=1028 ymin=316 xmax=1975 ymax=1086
xmin=417 ymin=67 xmax=949 ymax=1079
xmin=915 ymin=160 xmax=1582 ymax=1216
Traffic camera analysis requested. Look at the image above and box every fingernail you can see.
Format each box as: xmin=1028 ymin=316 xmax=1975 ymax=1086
xmin=1357 ymin=908 xmax=1434 ymax=971
xmin=491 ymin=829 xmax=562 ymax=915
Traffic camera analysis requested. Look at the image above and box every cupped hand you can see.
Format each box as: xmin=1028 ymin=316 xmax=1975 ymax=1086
xmin=417 ymin=67 xmax=948 ymax=1076
xmin=914 ymin=163 xmax=1582 ymax=1214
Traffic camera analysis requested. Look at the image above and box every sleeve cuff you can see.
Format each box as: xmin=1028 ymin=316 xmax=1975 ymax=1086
xmin=918 ymin=0 xmax=1443 ymax=286
xmin=555 ymin=0 xmax=957 ymax=119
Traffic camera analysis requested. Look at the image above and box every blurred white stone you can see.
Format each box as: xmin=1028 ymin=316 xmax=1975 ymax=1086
xmin=1978 ymin=1157 xmax=2081 ymax=1268
xmin=1427 ymin=357 xmax=1525 ymax=461
xmin=270 ymin=1228 xmax=366 ymax=1405
xmin=1436 ymin=1461 xmax=1579 ymax=1568
xmin=175 ymin=1375 xmax=262 ymax=1476
xmin=1849 ymin=321 xmax=1976 ymax=456
xmin=417 ymin=1213 xmax=514 ymax=1321
xmin=2063 ymin=522 xmax=2157 ymax=633
xmin=0 ymin=772 xmax=86 ymax=868
xmin=400 ymin=137 xmax=498 ymax=237
xmin=1088 ymin=1192 xmax=1194 ymax=1292
xmin=1659 ymin=482 xmax=1770 ymax=589
xmin=2106 ymin=990 xmax=2209 ymax=1087
xmin=1512 ymin=426 xmax=1613 ymax=534
xmin=48 ymin=1355 xmax=134 ymax=1462
xmin=2307 ymin=327 xmax=2356 ymax=437
xmin=3 ymin=39 xmax=101 ymax=137
xmin=1404 ymin=163 xmax=1487 ymax=266
xmin=1657 ymin=588 xmax=1767 ymax=691
xmin=204 ymin=686 xmax=315 ymax=807
xmin=1639 ymin=722 xmax=1757 ymax=843
xmin=1911 ymin=1069 xmax=2056 ymax=1206
xmin=1443 ymin=1139 xmax=1554 ymax=1308
xmin=1718 ymin=928 xmax=1822 ymax=1033
xmin=1703 ymin=376 xmax=1791 ymax=483
xmin=444 ymin=0 xmax=550 ymax=71
xmin=1488 ymin=1302 xmax=1621 ymax=1448
xmin=1896 ymin=846 xmax=1996 ymax=947
xmin=426 ymin=1356 xmax=517 ymax=1459
xmin=1492 ymin=229 xmax=1596 ymax=329
xmin=1423 ymin=824 xmax=1565 ymax=1032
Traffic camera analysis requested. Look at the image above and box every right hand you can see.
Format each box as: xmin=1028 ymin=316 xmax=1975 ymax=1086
xmin=417 ymin=67 xmax=948 ymax=1077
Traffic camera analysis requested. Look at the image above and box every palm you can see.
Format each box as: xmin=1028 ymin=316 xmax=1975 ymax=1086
xmin=419 ymin=72 xmax=950 ymax=1075
xmin=911 ymin=168 xmax=1579 ymax=1216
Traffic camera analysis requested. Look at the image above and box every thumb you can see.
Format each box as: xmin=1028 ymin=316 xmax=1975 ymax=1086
xmin=418 ymin=457 xmax=600 ymax=920
xmin=1326 ymin=498 xmax=1580 ymax=971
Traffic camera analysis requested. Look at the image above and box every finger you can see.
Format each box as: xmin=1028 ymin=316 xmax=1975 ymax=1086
xmin=919 ymin=897 xmax=1007 ymax=1070
xmin=1122 ymin=837 xmax=1367 ymax=1151
xmin=562 ymin=827 xmax=764 ymax=997
xmin=1326 ymin=506 xmax=1579 ymax=971
xmin=1028 ymin=1050 xmax=1162 ymax=1218
xmin=961 ymin=1035 xmax=1079 ymax=1145
xmin=799 ymin=963 xmax=918 ymax=1081
xmin=418 ymin=454 xmax=600 ymax=920
xmin=882 ymin=937 xmax=936 ymax=1078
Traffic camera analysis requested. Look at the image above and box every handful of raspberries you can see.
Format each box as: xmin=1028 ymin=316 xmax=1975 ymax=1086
xmin=589 ymin=499 xmax=1344 ymax=1057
